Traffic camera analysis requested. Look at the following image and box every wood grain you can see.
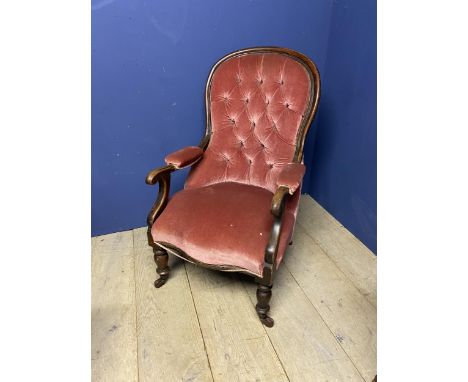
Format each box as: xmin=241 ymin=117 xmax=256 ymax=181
xmin=133 ymin=232 xmax=213 ymax=382
xmin=185 ymin=263 xmax=288 ymax=382
xmin=285 ymin=224 xmax=377 ymax=382
xmin=92 ymin=230 xmax=134 ymax=251
xmin=242 ymin=267 xmax=365 ymax=382
xmin=297 ymin=195 xmax=377 ymax=307
xmin=132 ymin=227 xmax=149 ymax=249
xmin=91 ymin=235 xmax=138 ymax=382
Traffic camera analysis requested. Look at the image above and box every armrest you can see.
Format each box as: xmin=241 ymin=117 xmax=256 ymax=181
xmin=276 ymin=163 xmax=306 ymax=195
xmin=145 ymin=146 xmax=203 ymax=226
xmin=164 ymin=146 xmax=203 ymax=169
xmin=261 ymin=165 xmax=305 ymax=282
xmin=271 ymin=163 xmax=305 ymax=217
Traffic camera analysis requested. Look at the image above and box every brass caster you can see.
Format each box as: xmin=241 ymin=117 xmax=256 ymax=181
xmin=154 ymin=276 xmax=168 ymax=288
xmin=259 ymin=316 xmax=275 ymax=328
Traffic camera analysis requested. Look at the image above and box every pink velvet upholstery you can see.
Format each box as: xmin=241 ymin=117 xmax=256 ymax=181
xmin=185 ymin=53 xmax=312 ymax=192
xmin=276 ymin=163 xmax=306 ymax=194
xmin=152 ymin=182 xmax=296 ymax=276
xmin=165 ymin=146 xmax=203 ymax=169
xmin=151 ymin=51 xmax=314 ymax=276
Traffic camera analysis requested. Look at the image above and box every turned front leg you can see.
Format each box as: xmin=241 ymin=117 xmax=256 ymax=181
xmin=153 ymin=248 xmax=170 ymax=288
xmin=256 ymin=284 xmax=274 ymax=327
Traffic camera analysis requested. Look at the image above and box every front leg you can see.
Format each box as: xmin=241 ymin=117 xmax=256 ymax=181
xmin=256 ymin=284 xmax=274 ymax=327
xmin=153 ymin=248 xmax=170 ymax=288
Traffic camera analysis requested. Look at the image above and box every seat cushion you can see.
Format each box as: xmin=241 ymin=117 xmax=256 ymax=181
xmin=151 ymin=182 xmax=297 ymax=276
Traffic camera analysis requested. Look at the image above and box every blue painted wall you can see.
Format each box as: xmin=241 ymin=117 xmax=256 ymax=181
xmin=92 ymin=0 xmax=376 ymax=254
xmin=305 ymin=0 xmax=377 ymax=253
xmin=92 ymin=0 xmax=333 ymax=236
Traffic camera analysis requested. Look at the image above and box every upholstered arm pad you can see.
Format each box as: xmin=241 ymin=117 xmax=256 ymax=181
xmin=276 ymin=163 xmax=306 ymax=194
xmin=164 ymin=146 xmax=203 ymax=169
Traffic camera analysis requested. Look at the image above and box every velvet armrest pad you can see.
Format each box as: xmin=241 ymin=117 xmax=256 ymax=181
xmin=276 ymin=163 xmax=306 ymax=194
xmin=164 ymin=146 xmax=203 ymax=169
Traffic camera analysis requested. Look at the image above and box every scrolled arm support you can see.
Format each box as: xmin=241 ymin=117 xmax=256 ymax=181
xmin=271 ymin=186 xmax=290 ymax=218
xmin=146 ymin=164 xmax=175 ymax=185
xmin=258 ymin=186 xmax=291 ymax=285
xmin=146 ymin=165 xmax=176 ymax=226
xmin=146 ymin=144 xmax=205 ymax=227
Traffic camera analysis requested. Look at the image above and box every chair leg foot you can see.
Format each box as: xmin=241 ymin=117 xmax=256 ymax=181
xmin=256 ymin=284 xmax=274 ymax=327
xmin=153 ymin=248 xmax=170 ymax=288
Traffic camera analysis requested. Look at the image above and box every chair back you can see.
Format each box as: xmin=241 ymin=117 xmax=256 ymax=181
xmin=186 ymin=47 xmax=320 ymax=193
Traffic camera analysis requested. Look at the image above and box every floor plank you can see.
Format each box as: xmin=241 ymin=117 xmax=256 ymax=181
xmin=91 ymin=238 xmax=138 ymax=382
xmin=297 ymin=196 xmax=377 ymax=307
xmin=133 ymin=231 xmax=213 ymax=382
xmin=92 ymin=230 xmax=134 ymax=252
xmin=285 ymin=224 xmax=377 ymax=382
xmin=132 ymin=227 xmax=150 ymax=249
xmin=242 ymin=268 xmax=365 ymax=382
xmin=185 ymin=263 xmax=288 ymax=382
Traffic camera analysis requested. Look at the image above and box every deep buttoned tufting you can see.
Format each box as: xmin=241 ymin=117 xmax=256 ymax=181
xmin=185 ymin=53 xmax=313 ymax=193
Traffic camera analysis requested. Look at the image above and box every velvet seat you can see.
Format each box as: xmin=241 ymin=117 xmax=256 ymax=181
xmin=145 ymin=47 xmax=320 ymax=327
xmin=152 ymin=182 xmax=297 ymax=276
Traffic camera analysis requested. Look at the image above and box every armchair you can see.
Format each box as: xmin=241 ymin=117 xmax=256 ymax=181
xmin=146 ymin=47 xmax=320 ymax=327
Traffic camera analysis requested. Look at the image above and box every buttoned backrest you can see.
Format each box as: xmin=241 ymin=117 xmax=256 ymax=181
xmin=185 ymin=49 xmax=318 ymax=193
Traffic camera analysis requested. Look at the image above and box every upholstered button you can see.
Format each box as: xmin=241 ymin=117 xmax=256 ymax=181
xmin=230 ymin=118 xmax=236 ymax=124
xmin=266 ymin=99 xmax=270 ymax=105
xmin=239 ymin=141 xmax=244 ymax=147
xmin=268 ymin=163 xmax=274 ymax=169
xmin=248 ymin=159 xmax=252 ymax=164
xmin=260 ymin=143 xmax=265 ymax=149
xmin=281 ymin=80 xmax=284 ymax=85
xmin=251 ymin=121 xmax=256 ymax=128
xmin=245 ymin=98 xmax=249 ymax=104
xmin=285 ymin=103 xmax=290 ymax=108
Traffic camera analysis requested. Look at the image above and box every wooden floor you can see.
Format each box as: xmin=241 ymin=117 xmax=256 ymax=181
xmin=92 ymin=195 xmax=377 ymax=382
